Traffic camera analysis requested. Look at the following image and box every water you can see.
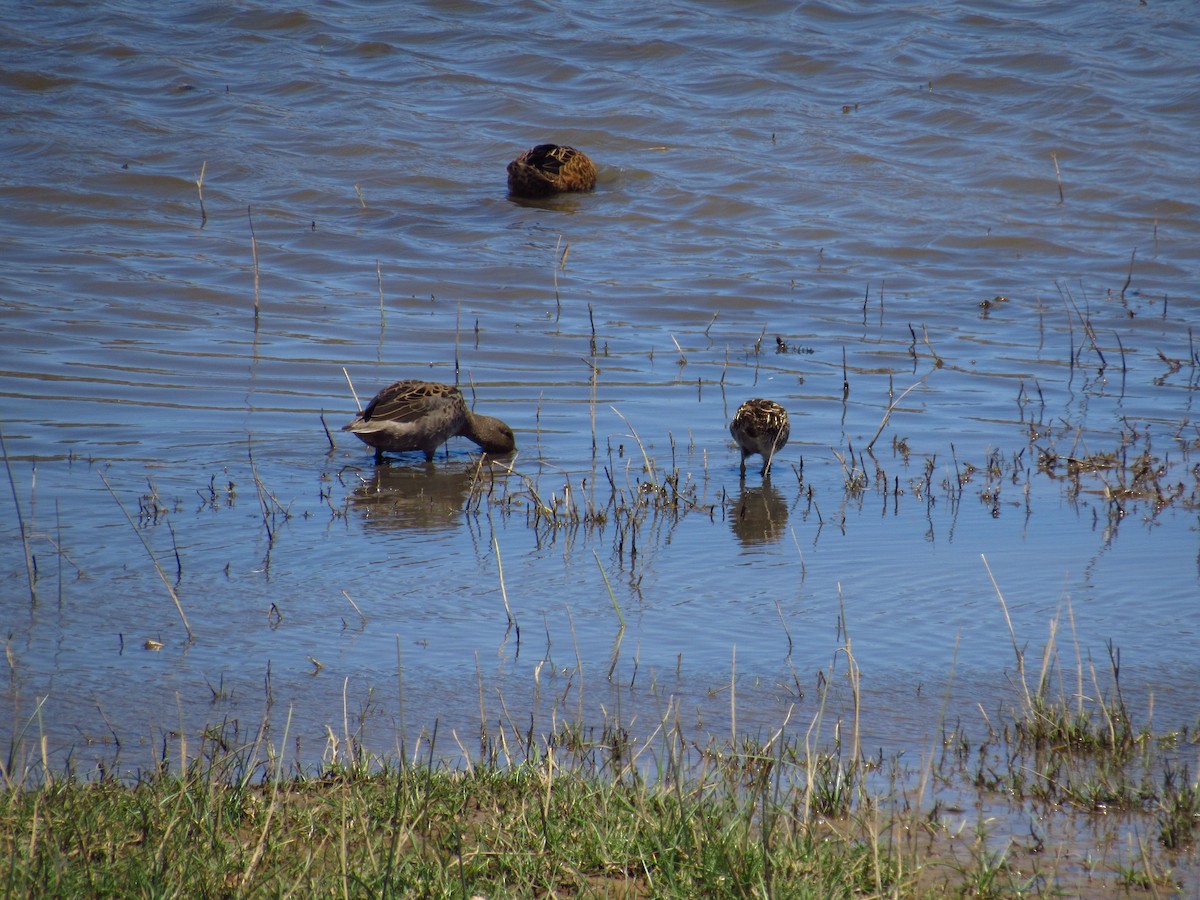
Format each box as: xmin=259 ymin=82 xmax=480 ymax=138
xmin=2 ymin=0 xmax=1199 ymax=776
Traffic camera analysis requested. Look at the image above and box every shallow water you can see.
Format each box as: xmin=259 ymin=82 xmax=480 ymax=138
xmin=2 ymin=1 xmax=1199 ymax=778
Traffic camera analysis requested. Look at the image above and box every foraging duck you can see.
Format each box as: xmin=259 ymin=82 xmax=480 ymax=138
xmin=343 ymin=380 xmax=516 ymax=463
xmin=507 ymin=144 xmax=596 ymax=197
xmin=730 ymin=399 xmax=790 ymax=478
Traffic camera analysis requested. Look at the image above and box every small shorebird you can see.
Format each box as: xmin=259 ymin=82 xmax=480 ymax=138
xmin=730 ymin=399 xmax=790 ymax=478
xmin=343 ymin=380 xmax=516 ymax=463
xmin=507 ymin=144 xmax=596 ymax=197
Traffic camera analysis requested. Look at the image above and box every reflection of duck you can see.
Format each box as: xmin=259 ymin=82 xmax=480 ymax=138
xmin=348 ymin=464 xmax=476 ymax=534
xmin=343 ymin=380 xmax=515 ymax=463
xmin=729 ymin=480 xmax=789 ymax=546
xmin=507 ymin=144 xmax=596 ymax=197
xmin=730 ymin=399 xmax=790 ymax=477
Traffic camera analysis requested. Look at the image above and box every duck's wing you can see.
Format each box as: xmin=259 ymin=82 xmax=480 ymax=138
xmin=360 ymin=380 xmax=459 ymax=424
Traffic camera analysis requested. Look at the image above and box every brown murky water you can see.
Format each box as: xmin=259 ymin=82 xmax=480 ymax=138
xmin=3 ymin=0 xmax=1198 ymax=804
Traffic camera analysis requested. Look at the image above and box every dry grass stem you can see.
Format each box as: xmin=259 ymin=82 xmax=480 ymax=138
xmin=343 ymin=367 xmax=361 ymax=412
xmin=194 ymin=160 xmax=207 ymax=225
xmin=670 ymin=334 xmax=687 ymax=366
xmin=1 ymin=428 xmax=36 ymax=606
xmin=375 ymin=261 xmax=385 ymax=328
xmin=247 ymin=205 xmax=260 ymax=322
xmin=98 ymin=470 xmax=192 ymax=641
xmin=493 ymin=535 xmax=516 ymax=630
xmin=593 ymin=549 xmax=624 ymax=627
xmin=982 ymin=553 xmax=1030 ymax=708
xmin=865 ymin=376 xmax=928 ymax=452
xmin=340 ymin=590 xmax=368 ymax=626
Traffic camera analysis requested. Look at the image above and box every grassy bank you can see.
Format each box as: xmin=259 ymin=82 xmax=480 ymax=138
xmin=1 ymin=752 xmax=887 ymax=897
xmin=3 ymin=613 xmax=1197 ymax=898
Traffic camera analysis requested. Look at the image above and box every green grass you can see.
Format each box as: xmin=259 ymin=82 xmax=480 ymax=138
xmin=3 ymin=583 xmax=1197 ymax=897
xmin=3 ymin=649 xmax=1196 ymax=898
xmin=2 ymin=743 xmax=894 ymax=897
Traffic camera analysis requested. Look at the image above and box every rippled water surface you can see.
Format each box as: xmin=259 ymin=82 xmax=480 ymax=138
xmin=3 ymin=1 xmax=1199 ymax=772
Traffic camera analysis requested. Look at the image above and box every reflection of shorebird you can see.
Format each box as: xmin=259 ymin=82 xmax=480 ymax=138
xmin=507 ymin=144 xmax=596 ymax=197
xmin=730 ymin=480 xmax=789 ymax=546
xmin=343 ymin=380 xmax=516 ymax=463
xmin=348 ymin=465 xmax=476 ymax=534
xmin=730 ymin=399 xmax=790 ymax=477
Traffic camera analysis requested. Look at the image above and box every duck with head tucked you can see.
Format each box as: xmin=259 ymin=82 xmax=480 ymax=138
xmin=343 ymin=380 xmax=516 ymax=463
xmin=507 ymin=144 xmax=596 ymax=197
xmin=730 ymin=398 xmax=790 ymax=478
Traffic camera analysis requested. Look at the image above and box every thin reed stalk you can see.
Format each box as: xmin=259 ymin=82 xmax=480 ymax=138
xmin=609 ymin=406 xmax=656 ymax=486
xmin=553 ymin=235 xmax=566 ymax=321
xmin=240 ymin=705 xmax=293 ymax=889
xmin=341 ymin=590 xmax=368 ymax=626
xmin=1052 ymin=152 xmax=1064 ymax=203
xmin=194 ymin=160 xmax=207 ymax=225
xmin=375 ymin=260 xmax=386 ymax=328
xmin=865 ymin=376 xmax=928 ymax=452
xmin=1 ymin=428 xmax=37 ymax=606
xmin=1119 ymin=247 xmax=1136 ymax=303
xmin=982 ymin=553 xmax=1029 ymax=709
xmin=98 ymin=470 xmax=192 ymax=641
xmin=592 ymin=549 xmax=625 ymax=627
xmin=247 ymin=205 xmax=260 ymax=323
xmin=342 ymin=367 xmax=362 ymax=412
xmin=493 ymin=535 xmax=517 ymax=631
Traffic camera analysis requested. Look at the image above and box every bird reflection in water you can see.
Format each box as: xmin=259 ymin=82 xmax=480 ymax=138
xmin=346 ymin=463 xmax=479 ymax=534
xmin=729 ymin=479 xmax=789 ymax=546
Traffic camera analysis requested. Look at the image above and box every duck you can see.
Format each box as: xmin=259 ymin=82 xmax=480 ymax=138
xmin=343 ymin=380 xmax=516 ymax=463
xmin=730 ymin=399 xmax=790 ymax=478
xmin=507 ymin=144 xmax=596 ymax=197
